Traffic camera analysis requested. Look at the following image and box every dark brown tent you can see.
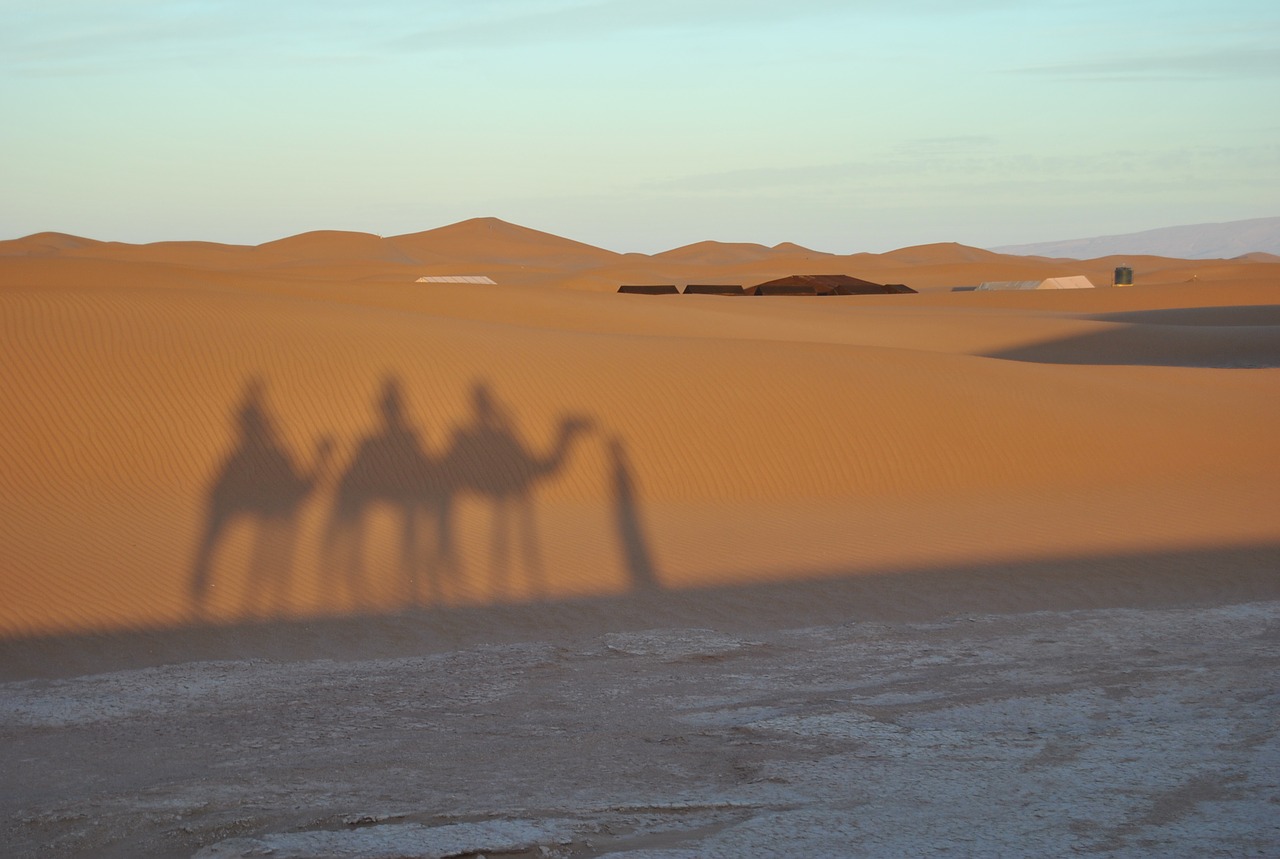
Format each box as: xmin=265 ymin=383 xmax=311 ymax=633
xmin=618 ymin=284 xmax=679 ymax=295
xmin=683 ymin=284 xmax=745 ymax=295
xmin=749 ymin=283 xmax=820 ymax=296
xmin=748 ymin=274 xmax=917 ymax=295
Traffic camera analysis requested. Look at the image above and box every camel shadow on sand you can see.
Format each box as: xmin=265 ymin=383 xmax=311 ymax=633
xmin=190 ymin=374 xmax=655 ymax=620
xmin=190 ymin=378 xmax=334 ymax=617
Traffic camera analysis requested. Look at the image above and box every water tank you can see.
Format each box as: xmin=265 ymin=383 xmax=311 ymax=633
xmin=1114 ymin=266 xmax=1134 ymax=286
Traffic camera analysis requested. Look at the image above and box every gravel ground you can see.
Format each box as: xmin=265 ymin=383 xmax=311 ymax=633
xmin=2 ymin=601 xmax=1278 ymax=858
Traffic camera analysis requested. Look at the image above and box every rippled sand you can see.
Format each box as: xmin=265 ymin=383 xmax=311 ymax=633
xmin=2 ymin=221 xmax=1277 ymax=855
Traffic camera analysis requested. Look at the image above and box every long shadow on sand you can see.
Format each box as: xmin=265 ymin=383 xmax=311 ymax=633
xmin=190 ymin=378 xmax=333 ymax=616
xmin=11 ymin=542 xmax=1279 ymax=681
xmin=324 ymin=377 xmax=454 ymax=610
xmin=984 ymin=316 xmax=1280 ymax=368
xmin=191 ymin=373 xmax=632 ymax=619
xmin=608 ymin=435 xmax=660 ymax=592
xmin=1088 ymin=305 xmax=1280 ymax=327
xmin=439 ymin=382 xmax=594 ymax=601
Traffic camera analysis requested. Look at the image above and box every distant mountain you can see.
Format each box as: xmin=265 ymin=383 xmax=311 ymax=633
xmin=991 ymin=217 xmax=1280 ymax=260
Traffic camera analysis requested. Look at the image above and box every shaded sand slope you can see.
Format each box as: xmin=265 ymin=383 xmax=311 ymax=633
xmin=1 ymin=232 xmax=1278 ymax=676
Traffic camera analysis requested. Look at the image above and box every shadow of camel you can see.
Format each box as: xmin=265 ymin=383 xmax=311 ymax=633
xmin=441 ymin=382 xmax=594 ymax=600
xmin=193 ymin=375 xmax=658 ymax=619
xmin=190 ymin=378 xmax=333 ymax=616
xmin=324 ymin=377 xmax=456 ymax=609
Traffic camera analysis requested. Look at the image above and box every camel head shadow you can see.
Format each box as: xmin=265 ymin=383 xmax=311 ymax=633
xmin=441 ymin=382 xmax=594 ymax=599
xmin=443 ymin=383 xmax=594 ymax=500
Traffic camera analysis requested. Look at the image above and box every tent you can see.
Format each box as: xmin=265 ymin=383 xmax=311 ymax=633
xmin=975 ymin=276 xmax=1095 ymax=291
xmin=747 ymin=274 xmax=917 ymax=295
xmin=618 ymin=284 xmax=679 ymax=295
xmin=683 ymin=284 xmax=745 ymax=295
xmin=415 ymin=275 xmax=496 ymax=284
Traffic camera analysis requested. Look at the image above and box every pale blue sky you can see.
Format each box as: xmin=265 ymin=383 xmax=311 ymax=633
xmin=2 ymin=0 xmax=1277 ymax=252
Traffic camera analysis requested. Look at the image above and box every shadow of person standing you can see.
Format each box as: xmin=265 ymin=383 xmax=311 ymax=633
xmin=608 ymin=436 xmax=661 ymax=592
xmin=325 ymin=377 xmax=455 ymax=610
xmin=441 ymin=382 xmax=592 ymax=601
xmin=190 ymin=378 xmax=333 ymax=618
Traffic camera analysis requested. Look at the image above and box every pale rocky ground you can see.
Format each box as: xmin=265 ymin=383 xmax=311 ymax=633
xmin=3 ymin=600 xmax=1277 ymax=858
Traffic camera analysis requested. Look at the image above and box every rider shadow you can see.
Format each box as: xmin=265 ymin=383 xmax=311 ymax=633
xmin=190 ymin=378 xmax=333 ymax=617
xmin=441 ymin=382 xmax=593 ymax=602
xmin=190 ymin=374 xmax=664 ymax=621
xmin=324 ymin=376 xmax=456 ymax=611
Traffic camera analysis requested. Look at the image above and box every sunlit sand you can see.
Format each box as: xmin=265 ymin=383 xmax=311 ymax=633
xmin=2 ymin=220 xmax=1277 ymax=856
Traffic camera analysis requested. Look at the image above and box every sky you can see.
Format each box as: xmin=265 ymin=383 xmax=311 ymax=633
xmin=2 ymin=0 xmax=1277 ymax=253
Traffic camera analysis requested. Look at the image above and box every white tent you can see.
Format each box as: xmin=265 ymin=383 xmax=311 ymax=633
xmin=415 ymin=275 xmax=496 ymax=284
xmin=976 ymin=276 xmax=1095 ymax=291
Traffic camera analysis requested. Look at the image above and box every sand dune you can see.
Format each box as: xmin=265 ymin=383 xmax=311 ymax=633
xmin=389 ymin=217 xmax=622 ymax=269
xmin=651 ymin=240 xmax=831 ymax=266
xmin=875 ymin=241 xmax=1010 ymax=265
xmin=2 ymin=219 xmax=1279 ymax=857
xmin=0 ymin=231 xmax=107 ymax=256
xmin=5 ymin=217 xmax=1275 ymax=293
xmin=256 ymin=230 xmax=422 ymax=267
xmin=2 ymin=220 xmax=1277 ymax=659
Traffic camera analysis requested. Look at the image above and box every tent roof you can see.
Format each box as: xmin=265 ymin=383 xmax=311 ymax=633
xmin=683 ymin=284 xmax=746 ymax=295
xmin=618 ymin=284 xmax=679 ymax=295
xmin=415 ymin=275 xmax=496 ymax=284
xmin=976 ymin=276 xmax=1095 ymax=291
xmin=749 ymin=274 xmax=917 ymax=295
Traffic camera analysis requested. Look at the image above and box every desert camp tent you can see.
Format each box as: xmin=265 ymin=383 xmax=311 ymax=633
xmin=748 ymin=275 xmax=917 ymax=295
xmin=415 ymin=275 xmax=496 ymax=284
xmin=683 ymin=284 xmax=745 ymax=295
xmin=750 ymin=281 xmax=822 ymax=296
xmin=975 ymin=276 xmax=1095 ymax=291
xmin=618 ymin=284 xmax=679 ymax=295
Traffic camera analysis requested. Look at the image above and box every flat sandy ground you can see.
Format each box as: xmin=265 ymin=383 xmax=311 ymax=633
xmin=1 ymin=221 xmax=1278 ymax=856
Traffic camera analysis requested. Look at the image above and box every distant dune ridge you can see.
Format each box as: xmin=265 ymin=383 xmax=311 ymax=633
xmin=5 ymin=215 xmax=1278 ymax=292
xmin=1 ymin=216 xmax=1278 ymax=674
xmin=991 ymin=215 xmax=1280 ymax=260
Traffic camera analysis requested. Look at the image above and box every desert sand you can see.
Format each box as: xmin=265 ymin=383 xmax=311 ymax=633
xmin=1 ymin=218 xmax=1278 ymax=857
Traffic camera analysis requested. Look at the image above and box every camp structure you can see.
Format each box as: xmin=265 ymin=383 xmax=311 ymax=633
xmin=975 ymin=276 xmax=1095 ymax=291
xmin=746 ymin=274 xmax=917 ymax=296
xmin=749 ymin=281 xmax=821 ymax=296
xmin=415 ymin=275 xmax=496 ymax=284
xmin=683 ymin=284 xmax=745 ymax=295
xmin=618 ymin=284 xmax=680 ymax=295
